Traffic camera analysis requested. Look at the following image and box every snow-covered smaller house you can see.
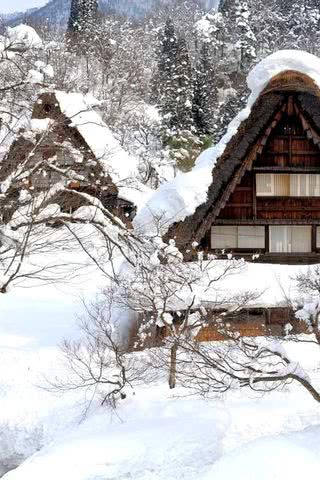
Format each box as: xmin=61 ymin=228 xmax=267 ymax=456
xmin=1 ymin=90 xmax=147 ymax=224
xmin=135 ymin=50 xmax=320 ymax=265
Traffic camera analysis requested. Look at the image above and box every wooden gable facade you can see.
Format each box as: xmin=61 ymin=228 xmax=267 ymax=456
xmin=168 ymin=71 xmax=320 ymax=264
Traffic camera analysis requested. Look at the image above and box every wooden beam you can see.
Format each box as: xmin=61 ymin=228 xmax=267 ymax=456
xmin=257 ymin=206 xmax=320 ymax=212
xmin=216 ymin=219 xmax=320 ymax=225
xmin=224 ymin=203 xmax=253 ymax=208
xmin=266 ymin=151 xmax=320 ymax=155
xmin=253 ymin=166 xmax=320 ymax=172
xmin=253 ymin=177 xmax=257 ymax=220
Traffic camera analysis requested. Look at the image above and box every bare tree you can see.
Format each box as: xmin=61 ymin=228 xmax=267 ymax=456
xmin=294 ymin=266 xmax=320 ymax=345
xmin=172 ymin=333 xmax=320 ymax=404
xmin=51 ymin=294 xmax=147 ymax=409
xmin=99 ymin=237 xmax=259 ymax=389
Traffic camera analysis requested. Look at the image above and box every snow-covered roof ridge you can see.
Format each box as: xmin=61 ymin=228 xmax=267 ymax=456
xmin=247 ymin=49 xmax=320 ymax=98
xmin=51 ymin=91 xmax=151 ymax=209
xmin=134 ymin=49 xmax=320 ymax=237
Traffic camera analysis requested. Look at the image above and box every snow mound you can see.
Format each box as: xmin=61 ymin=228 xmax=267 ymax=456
xmin=3 ymin=396 xmax=227 ymax=480
xmin=134 ymin=49 xmax=320 ymax=237
xmin=7 ymin=25 xmax=43 ymax=50
xmin=202 ymin=426 xmax=320 ymax=480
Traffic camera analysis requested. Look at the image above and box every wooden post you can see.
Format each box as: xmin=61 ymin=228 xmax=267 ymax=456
xmin=169 ymin=343 xmax=178 ymax=389
xmin=265 ymin=225 xmax=270 ymax=253
xmin=312 ymin=225 xmax=317 ymax=252
xmin=253 ymin=174 xmax=257 ymax=220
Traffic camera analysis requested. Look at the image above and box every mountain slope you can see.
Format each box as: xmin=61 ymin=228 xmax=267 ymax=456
xmin=2 ymin=0 xmax=219 ymax=27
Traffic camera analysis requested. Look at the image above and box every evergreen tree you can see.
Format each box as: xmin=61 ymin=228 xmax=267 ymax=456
xmin=175 ymin=37 xmax=194 ymax=134
xmin=234 ymin=0 xmax=256 ymax=72
xmin=193 ymin=43 xmax=216 ymax=135
xmin=155 ymin=19 xmax=194 ymax=138
xmin=284 ymin=2 xmax=320 ymax=52
xmin=156 ymin=18 xmax=179 ymax=133
xmin=67 ymin=0 xmax=98 ymax=34
xmin=211 ymin=88 xmax=248 ymax=144
xmin=218 ymin=0 xmax=234 ymax=15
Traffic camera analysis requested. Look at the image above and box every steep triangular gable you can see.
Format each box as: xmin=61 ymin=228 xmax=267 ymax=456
xmin=215 ymin=97 xmax=320 ymax=220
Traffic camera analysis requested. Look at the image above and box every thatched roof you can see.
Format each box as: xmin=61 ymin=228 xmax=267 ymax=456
xmin=1 ymin=91 xmax=150 ymax=215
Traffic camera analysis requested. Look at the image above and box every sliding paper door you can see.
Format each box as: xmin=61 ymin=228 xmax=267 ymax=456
xmin=269 ymin=226 xmax=311 ymax=253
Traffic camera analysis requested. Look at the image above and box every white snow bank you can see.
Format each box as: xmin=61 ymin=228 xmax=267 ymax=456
xmin=6 ymin=25 xmax=42 ymax=50
xmin=3 ymin=394 xmax=227 ymax=480
xmin=3 ymin=340 xmax=320 ymax=480
xmin=54 ymin=91 xmax=151 ymax=209
xmin=136 ymin=259 xmax=317 ymax=311
xmin=134 ymin=50 xmax=320 ymax=236
xmin=202 ymin=426 xmax=320 ymax=480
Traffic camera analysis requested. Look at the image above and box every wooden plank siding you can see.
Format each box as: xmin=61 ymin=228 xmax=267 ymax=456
xmin=204 ymin=96 xmax=320 ymax=263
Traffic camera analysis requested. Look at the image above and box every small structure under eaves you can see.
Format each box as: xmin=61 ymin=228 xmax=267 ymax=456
xmin=135 ymin=50 xmax=320 ymax=264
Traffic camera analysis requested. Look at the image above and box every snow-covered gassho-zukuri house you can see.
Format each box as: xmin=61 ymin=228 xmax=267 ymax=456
xmin=136 ymin=50 xmax=320 ymax=265
xmin=134 ymin=50 xmax=320 ymax=339
xmin=1 ymin=91 xmax=148 ymax=224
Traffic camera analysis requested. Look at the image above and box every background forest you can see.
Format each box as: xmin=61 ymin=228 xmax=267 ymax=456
xmin=2 ymin=0 xmax=320 ymax=181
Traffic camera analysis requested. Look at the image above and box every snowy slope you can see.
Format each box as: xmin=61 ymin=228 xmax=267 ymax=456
xmin=204 ymin=426 xmax=320 ymax=480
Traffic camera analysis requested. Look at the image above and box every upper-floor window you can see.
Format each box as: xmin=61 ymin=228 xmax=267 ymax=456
xmin=256 ymin=174 xmax=320 ymax=197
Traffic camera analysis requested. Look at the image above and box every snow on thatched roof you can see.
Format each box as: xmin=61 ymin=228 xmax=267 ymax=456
xmin=54 ymin=91 xmax=151 ymax=209
xmin=134 ymin=50 xmax=320 ymax=238
xmin=29 ymin=90 xmax=151 ymax=210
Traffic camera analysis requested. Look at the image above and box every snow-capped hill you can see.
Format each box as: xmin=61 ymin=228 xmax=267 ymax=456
xmin=2 ymin=0 xmax=70 ymax=29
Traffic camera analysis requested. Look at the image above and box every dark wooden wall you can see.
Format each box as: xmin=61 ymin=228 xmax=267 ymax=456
xmin=255 ymin=112 xmax=320 ymax=169
xmin=216 ymin=106 xmax=320 ymax=224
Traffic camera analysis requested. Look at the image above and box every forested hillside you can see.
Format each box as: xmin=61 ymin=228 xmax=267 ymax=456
xmin=2 ymin=0 xmax=318 ymax=175
xmin=1 ymin=0 xmax=219 ymax=26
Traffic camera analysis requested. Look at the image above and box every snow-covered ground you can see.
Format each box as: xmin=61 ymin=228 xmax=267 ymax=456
xmin=1 ymin=282 xmax=320 ymax=479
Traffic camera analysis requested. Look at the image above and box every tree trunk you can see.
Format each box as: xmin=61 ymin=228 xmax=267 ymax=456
xmin=169 ymin=343 xmax=178 ymax=389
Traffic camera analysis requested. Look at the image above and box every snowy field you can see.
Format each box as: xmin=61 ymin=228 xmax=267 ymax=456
xmin=1 ymin=284 xmax=320 ymax=479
